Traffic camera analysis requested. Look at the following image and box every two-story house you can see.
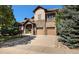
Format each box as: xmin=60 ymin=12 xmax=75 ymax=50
xmin=22 ymin=6 xmax=58 ymax=35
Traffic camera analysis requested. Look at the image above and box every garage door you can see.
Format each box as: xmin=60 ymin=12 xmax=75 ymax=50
xmin=47 ymin=27 xmax=56 ymax=35
xmin=37 ymin=28 xmax=44 ymax=35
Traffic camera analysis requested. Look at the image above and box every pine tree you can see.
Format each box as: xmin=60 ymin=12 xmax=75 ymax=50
xmin=59 ymin=5 xmax=79 ymax=48
xmin=0 ymin=5 xmax=16 ymax=27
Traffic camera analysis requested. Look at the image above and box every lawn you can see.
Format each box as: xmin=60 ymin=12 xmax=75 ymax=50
xmin=0 ymin=35 xmax=25 ymax=43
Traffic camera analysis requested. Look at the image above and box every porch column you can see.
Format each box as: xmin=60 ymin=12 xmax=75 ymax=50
xmin=31 ymin=24 xmax=33 ymax=35
xmin=35 ymin=27 xmax=37 ymax=35
xmin=23 ymin=26 xmax=26 ymax=34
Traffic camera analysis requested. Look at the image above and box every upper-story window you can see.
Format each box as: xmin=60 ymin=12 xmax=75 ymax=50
xmin=47 ymin=13 xmax=55 ymax=21
xmin=48 ymin=14 xmax=53 ymax=19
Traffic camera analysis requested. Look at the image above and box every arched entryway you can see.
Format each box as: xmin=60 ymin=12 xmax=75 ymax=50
xmin=25 ymin=24 xmax=32 ymax=34
xmin=24 ymin=22 xmax=33 ymax=35
xmin=23 ymin=21 xmax=37 ymax=35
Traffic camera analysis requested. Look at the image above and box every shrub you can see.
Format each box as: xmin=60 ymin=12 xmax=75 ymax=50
xmin=1 ymin=26 xmax=9 ymax=36
xmin=58 ymin=37 xmax=79 ymax=49
xmin=8 ymin=27 xmax=20 ymax=35
xmin=0 ymin=26 xmax=20 ymax=36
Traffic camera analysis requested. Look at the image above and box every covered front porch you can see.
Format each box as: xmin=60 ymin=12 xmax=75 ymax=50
xmin=23 ymin=19 xmax=36 ymax=35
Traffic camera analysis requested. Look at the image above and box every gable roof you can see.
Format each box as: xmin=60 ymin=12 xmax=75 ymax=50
xmin=33 ymin=6 xmax=59 ymax=14
xmin=23 ymin=19 xmax=31 ymax=25
xmin=33 ymin=6 xmax=47 ymax=13
xmin=47 ymin=9 xmax=58 ymax=12
xmin=23 ymin=18 xmax=35 ymax=26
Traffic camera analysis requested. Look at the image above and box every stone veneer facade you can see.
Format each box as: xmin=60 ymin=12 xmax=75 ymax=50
xmin=22 ymin=6 xmax=57 ymax=35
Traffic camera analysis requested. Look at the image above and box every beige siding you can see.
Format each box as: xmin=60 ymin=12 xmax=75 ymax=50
xmin=37 ymin=27 xmax=56 ymax=35
xmin=46 ymin=28 xmax=56 ymax=35
xmin=37 ymin=29 xmax=44 ymax=35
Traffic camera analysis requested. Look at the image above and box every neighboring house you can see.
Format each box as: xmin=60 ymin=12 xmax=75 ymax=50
xmin=21 ymin=6 xmax=58 ymax=35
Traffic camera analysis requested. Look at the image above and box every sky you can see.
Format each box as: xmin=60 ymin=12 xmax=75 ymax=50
xmin=12 ymin=5 xmax=63 ymax=22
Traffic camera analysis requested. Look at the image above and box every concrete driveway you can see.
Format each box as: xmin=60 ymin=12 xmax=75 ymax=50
xmin=0 ymin=35 xmax=79 ymax=54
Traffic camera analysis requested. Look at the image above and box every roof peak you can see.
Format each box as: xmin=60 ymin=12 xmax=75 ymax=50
xmin=33 ymin=6 xmax=47 ymax=13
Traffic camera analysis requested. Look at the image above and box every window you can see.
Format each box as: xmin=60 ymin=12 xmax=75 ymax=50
xmin=47 ymin=13 xmax=53 ymax=21
xmin=48 ymin=14 xmax=53 ymax=19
